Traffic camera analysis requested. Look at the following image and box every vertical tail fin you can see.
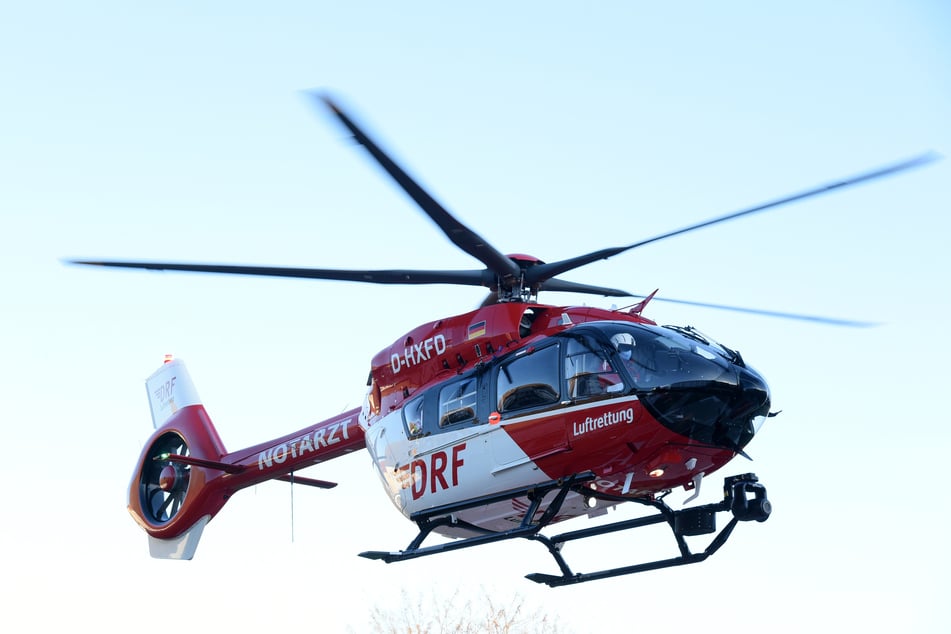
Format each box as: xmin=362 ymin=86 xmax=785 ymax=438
xmin=146 ymin=356 xmax=203 ymax=429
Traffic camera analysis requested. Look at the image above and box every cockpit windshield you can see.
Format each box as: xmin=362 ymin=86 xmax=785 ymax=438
xmin=577 ymin=321 xmax=770 ymax=452
xmin=599 ymin=322 xmax=741 ymax=391
xmin=661 ymin=325 xmax=741 ymax=363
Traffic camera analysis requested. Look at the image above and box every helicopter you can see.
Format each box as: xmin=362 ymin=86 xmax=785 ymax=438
xmin=72 ymin=94 xmax=936 ymax=586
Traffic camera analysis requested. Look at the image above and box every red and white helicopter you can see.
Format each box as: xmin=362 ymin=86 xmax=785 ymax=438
xmin=73 ymin=95 xmax=934 ymax=586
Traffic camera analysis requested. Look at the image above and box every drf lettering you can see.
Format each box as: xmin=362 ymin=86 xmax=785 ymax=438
xmin=398 ymin=443 xmax=466 ymax=500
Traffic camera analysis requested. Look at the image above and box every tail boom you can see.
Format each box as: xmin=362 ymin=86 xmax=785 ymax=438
xmin=128 ymin=359 xmax=366 ymax=558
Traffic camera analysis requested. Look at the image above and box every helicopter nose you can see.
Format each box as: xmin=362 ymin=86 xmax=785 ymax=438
xmin=719 ymin=366 xmax=771 ymax=448
xmin=640 ymin=363 xmax=771 ymax=453
xmin=735 ymin=366 xmax=770 ymax=421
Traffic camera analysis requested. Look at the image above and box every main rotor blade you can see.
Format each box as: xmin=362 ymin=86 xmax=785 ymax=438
xmin=315 ymin=93 xmax=521 ymax=280
xmin=537 ymin=276 xmax=873 ymax=325
xmin=538 ymin=278 xmax=632 ymax=297
xmin=628 ymin=293 xmax=878 ymax=327
xmin=527 ymin=152 xmax=940 ymax=283
xmin=68 ymin=260 xmax=492 ymax=287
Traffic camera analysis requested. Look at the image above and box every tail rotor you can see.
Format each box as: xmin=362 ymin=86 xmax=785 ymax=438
xmin=140 ymin=432 xmax=191 ymax=525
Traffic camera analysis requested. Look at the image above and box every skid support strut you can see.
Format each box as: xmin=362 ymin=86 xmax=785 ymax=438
xmin=359 ymin=472 xmax=597 ymax=564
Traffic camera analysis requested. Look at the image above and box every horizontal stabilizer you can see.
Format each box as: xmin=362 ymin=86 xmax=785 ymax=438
xmin=277 ymin=474 xmax=338 ymax=489
xmin=160 ymin=453 xmax=244 ymax=474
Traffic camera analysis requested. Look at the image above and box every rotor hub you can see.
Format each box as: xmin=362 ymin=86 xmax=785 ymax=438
xmin=159 ymin=464 xmax=179 ymax=492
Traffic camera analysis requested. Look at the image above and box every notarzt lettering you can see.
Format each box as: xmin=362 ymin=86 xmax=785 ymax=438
xmin=257 ymin=419 xmax=353 ymax=470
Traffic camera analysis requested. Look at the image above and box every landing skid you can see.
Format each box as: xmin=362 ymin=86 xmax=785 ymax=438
xmin=359 ymin=473 xmax=771 ymax=586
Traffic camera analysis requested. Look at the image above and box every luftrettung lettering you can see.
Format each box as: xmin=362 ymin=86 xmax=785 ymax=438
xmin=572 ymin=408 xmax=634 ymax=437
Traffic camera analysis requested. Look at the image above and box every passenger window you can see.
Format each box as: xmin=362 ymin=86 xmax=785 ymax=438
xmin=498 ymin=345 xmax=561 ymax=413
xmin=403 ymin=396 xmax=425 ymax=438
xmin=439 ymin=377 xmax=478 ymax=427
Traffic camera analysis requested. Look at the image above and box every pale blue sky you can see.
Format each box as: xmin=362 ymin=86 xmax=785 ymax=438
xmin=2 ymin=2 xmax=949 ymax=632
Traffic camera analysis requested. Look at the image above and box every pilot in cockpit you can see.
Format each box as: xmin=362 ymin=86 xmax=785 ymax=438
xmin=611 ymin=332 xmax=643 ymax=385
xmin=612 ymin=332 xmax=633 ymax=358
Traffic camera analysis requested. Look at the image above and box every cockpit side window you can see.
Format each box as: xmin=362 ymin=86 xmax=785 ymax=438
xmin=497 ymin=344 xmax=561 ymax=414
xmin=564 ymin=337 xmax=623 ymax=398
